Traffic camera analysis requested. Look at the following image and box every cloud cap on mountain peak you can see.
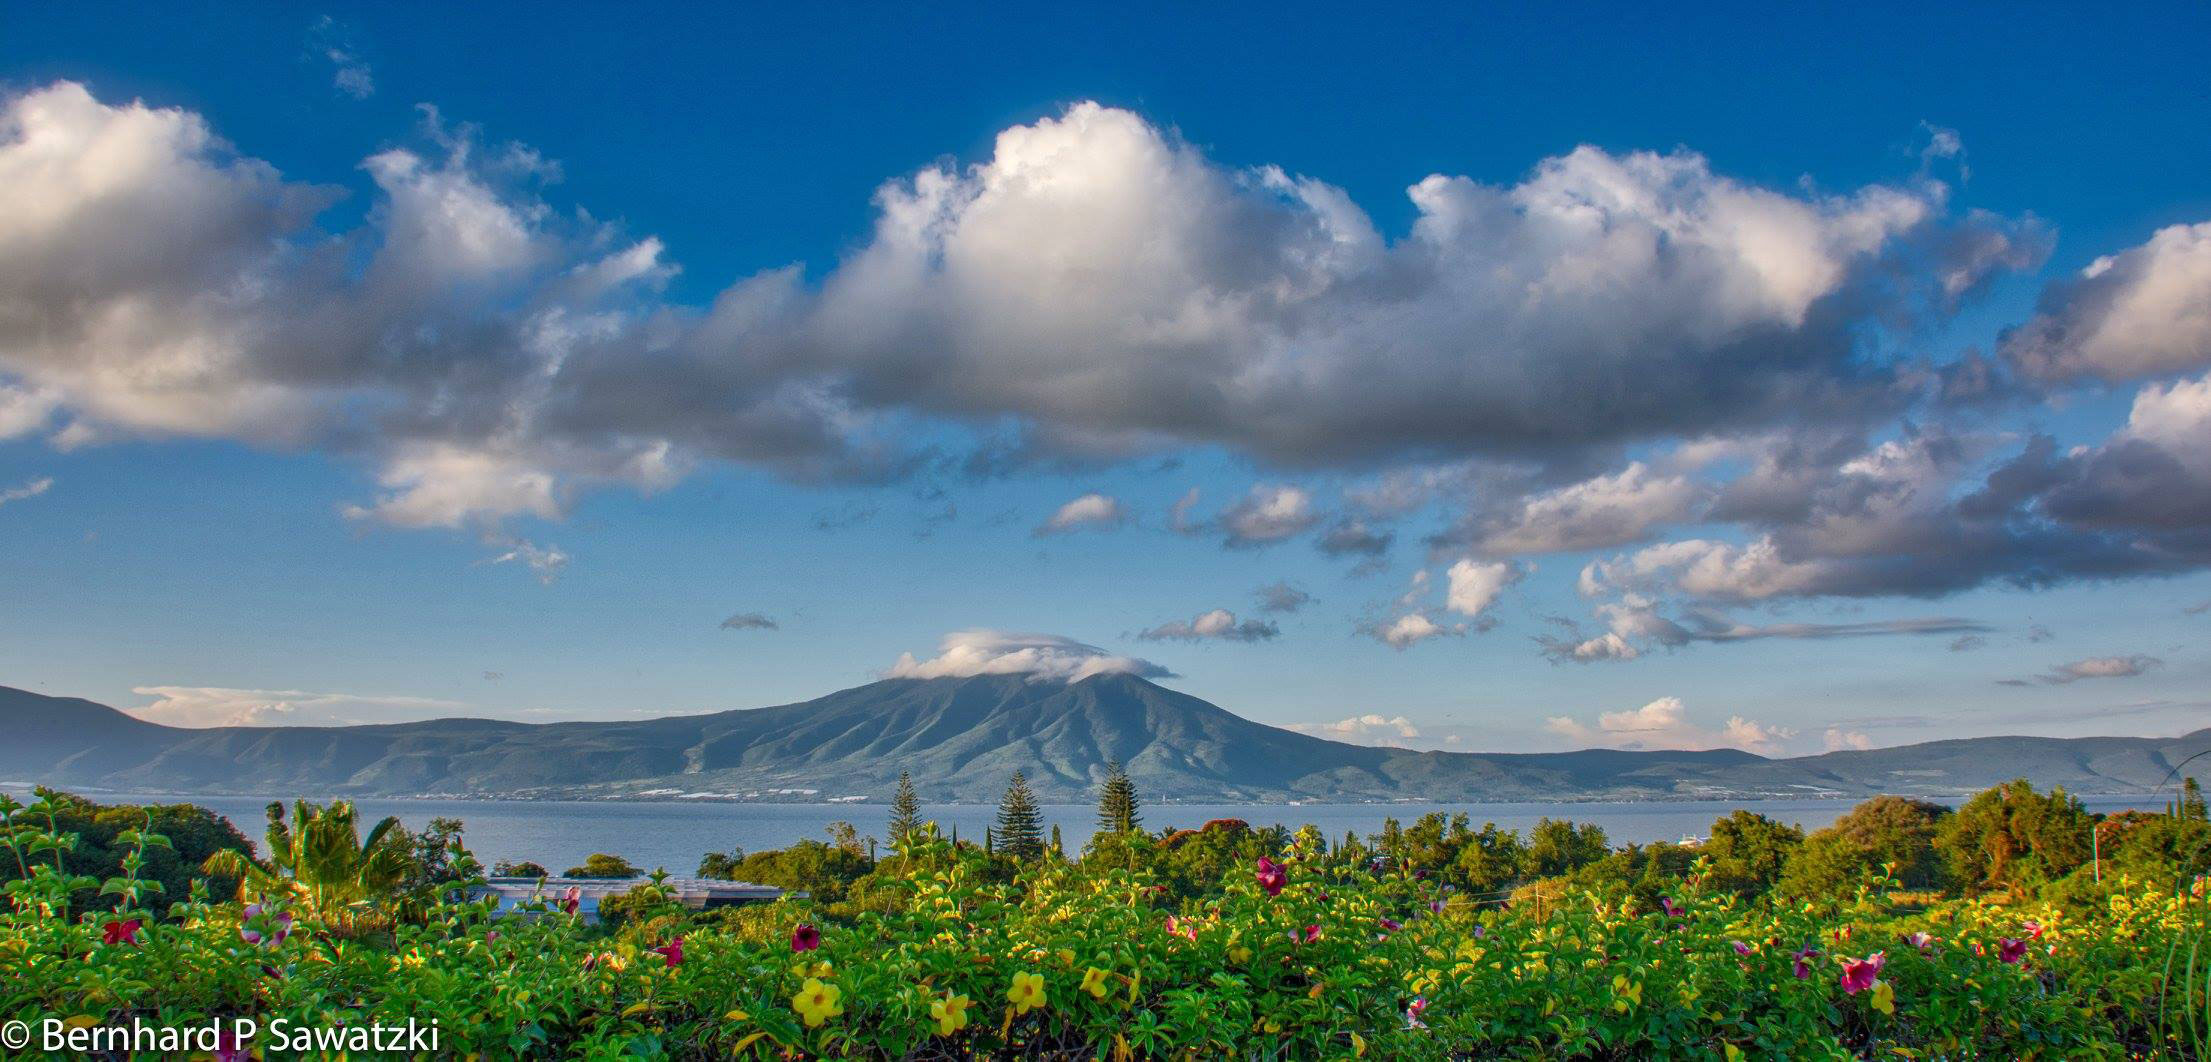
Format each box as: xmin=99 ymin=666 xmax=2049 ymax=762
xmin=885 ymin=630 xmax=1174 ymax=683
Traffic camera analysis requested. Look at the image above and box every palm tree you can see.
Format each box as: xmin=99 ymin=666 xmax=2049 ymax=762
xmin=203 ymin=800 xmax=413 ymax=931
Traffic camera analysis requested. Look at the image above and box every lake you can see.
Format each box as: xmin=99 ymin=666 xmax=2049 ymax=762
xmin=17 ymin=790 xmax=2168 ymax=874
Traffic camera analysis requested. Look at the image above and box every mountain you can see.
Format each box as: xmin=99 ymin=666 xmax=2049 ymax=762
xmin=2 ymin=677 xmax=2204 ymax=803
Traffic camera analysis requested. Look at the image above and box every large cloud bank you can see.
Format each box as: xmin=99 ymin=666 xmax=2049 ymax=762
xmin=1 ymin=83 xmax=2038 ymax=527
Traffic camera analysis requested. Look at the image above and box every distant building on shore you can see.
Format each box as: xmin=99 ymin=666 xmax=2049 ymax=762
xmin=470 ymin=876 xmax=784 ymax=923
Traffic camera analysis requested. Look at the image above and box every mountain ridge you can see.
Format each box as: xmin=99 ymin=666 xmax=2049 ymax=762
xmin=2 ymin=677 xmax=2203 ymax=803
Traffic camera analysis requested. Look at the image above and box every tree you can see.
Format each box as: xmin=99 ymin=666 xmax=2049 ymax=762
xmin=1096 ymin=760 xmax=1141 ymax=835
xmin=2173 ymin=777 xmax=2207 ymax=823
xmin=1703 ymin=811 xmax=1804 ymax=896
xmin=491 ymin=859 xmax=548 ymax=878
xmin=1779 ymin=795 xmax=1950 ymax=900
xmin=1937 ymin=779 xmax=2092 ymax=895
xmin=562 ymin=853 xmax=642 ymax=879
xmin=1524 ymin=818 xmax=1609 ymax=878
xmin=1050 ymin=824 xmax=1065 ymax=860
xmin=1454 ymin=823 xmax=1528 ymax=895
xmin=202 ymin=800 xmax=413 ymax=932
xmin=887 ymin=772 xmax=923 ymax=846
xmin=398 ymin=817 xmax=469 ymax=893
xmin=995 ymin=772 xmax=1044 ymax=859
xmin=2 ymin=789 xmax=254 ymax=915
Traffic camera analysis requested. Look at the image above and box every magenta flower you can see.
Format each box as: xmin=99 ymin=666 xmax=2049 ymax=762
xmin=1379 ymin=917 xmax=1402 ymax=932
xmin=1659 ymin=896 xmax=1681 ymax=918
xmin=1996 ymin=937 xmax=2027 ymax=964
xmin=102 ymin=918 xmax=143 ymax=947
xmin=559 ymin=886 xmax=581 ymax=916
xmin=1792 ymin=947 xmax=1818 ymax=980
xmin=1731 ymin=940 xmax=1752 ymax=957
xmin=1430 ymin=898 xmax=1447 ymax=914
xmin=486 ymin=930 xmax=500 ymax=944
xmin=1296 ymin=924 xmax=1323 ymax=944
xmin=1472 ymin=924 xmax=1485 ymax=939
xmin=1255 ymin=858 xmax=1286 ymax=897
xmin=1405 ymin=996 xmax=1429 ymax=1029
xmin=212 ymin=1028 xmax=249 ymax=1062
xmin=239 ymin=903 xmax=292 ymax=949
xmin=792 ymin=923 xmax=821 ymax=953
xmin=1838 ymin=952 xmax=1886 ymax=995
xmin=654 ymin=936 xmax=685 ymax=968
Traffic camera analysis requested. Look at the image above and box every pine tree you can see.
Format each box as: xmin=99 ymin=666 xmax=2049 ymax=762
xmin=887 ymin=771 xmax=923 ymax=846
xmin=1050 ymin=824 xmax=1065 ymax=860
xmin=1096 ymin=760 xmax=1142 ymax=835
xmin=995 ymin=771 xmax=1044 ymax=859
xmin=2180 ymin=777 xmax=2207 ymax=823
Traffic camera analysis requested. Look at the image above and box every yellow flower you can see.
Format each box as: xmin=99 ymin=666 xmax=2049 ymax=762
xmin=1611 ymin=975 xmax=1643 ymax=1013
xmin=1008 ymin=970 xmax=1048 ymax=1015
xmin=791 ymin=977 xmax=844 ymax=1028
xmin=1870 ymin=980 xmax=1895 ymax=1016
xmin=1080 ymin=966 xmax=1112 ymax=999
xmin=930 ymin=993 xmax=971 ymax=1036
xmin=1229 ymin=945 xmax=1253 ymax=965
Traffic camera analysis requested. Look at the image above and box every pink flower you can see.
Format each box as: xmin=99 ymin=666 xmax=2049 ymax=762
xmin=1731 ymin=940 xmax=1752 ymax=957
xmin=1996 ymin=937 xmax=2027 ymax=964
xmin=792 ymin=923 xmax=820 ymax=953
xmin=559 ymin=886 xmax=581 ymax=916
xmin=102 ymin=918 xmax=142 ymax=947
xmin=1292 ymin=924 xmax=1322 ymax=944
xmin=1378 ymin=917 xmax=1402 ymax=932
xmin=1405 ymin=996 xmax=1429 ymax=1028
xmin=1905 ymin=931 xmax=1935 ymax=953
xmin=1659 ymin=896 xmax=1682 ymax=918
xmin=485 ymin=931 xmax=500 ymax=944
xmin=1838 ymin=952 xmax=1887 ymax=995
xmin=2022 ymin=920 xmax=2044 ymax=940
xmin=1792 ymin=947 xmax=1819 ymax=980
xmin=1430 ymin=898 xmax=1447 ymax=914
xmin=1255 ymin=858 xmax=1286 ymax=897
xmin=212 ymin=1028 xmax=249 ymax=1062
xmin=653 ymin=936 xmax=684 ymax=968
xmin=1471 ymin=924 xmax=1485 ymax=939
xmin=239 ymin=904 xmax=292 ymax=949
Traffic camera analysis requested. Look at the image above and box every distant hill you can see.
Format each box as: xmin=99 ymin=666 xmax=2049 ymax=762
xmin=1 ymin=677 xmax=2203 ymax=803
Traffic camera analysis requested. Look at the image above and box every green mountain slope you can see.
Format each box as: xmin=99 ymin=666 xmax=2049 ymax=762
xmin=1 ymin=678 xmax=2202 ymax=802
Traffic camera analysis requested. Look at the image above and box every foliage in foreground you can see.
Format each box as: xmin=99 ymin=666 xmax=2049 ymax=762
xmin=2 ymin=786 xmax=2209 ymax=1059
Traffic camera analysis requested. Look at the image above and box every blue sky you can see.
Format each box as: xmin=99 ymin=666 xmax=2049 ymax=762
xmin=2 ymin=4 xmax=2208 ymax=753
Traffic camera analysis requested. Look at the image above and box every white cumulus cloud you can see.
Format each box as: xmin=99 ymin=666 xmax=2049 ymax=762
xmin=1035 ymin=492 xmax=1129 ymax=535
xmin=1545 ymin=695 xmax=1795 ymax=755
xmin=885 ymin=630 xmax=1172 ymax=683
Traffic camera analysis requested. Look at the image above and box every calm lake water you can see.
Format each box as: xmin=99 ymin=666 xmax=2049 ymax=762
xmin=19 ymin=791 xmax=2167 ymax=874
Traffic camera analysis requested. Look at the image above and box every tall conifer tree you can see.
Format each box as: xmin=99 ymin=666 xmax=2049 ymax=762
xmin=995 ymin=771 xmax=1044 ymax=859
xmin=887 ymin=771 xmax=923 ymax=846
xmin=1096 ymin=760 xmax=1142 ymax=834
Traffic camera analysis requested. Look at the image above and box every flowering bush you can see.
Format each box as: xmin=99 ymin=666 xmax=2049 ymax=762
xmin=2 ymin=799 xmax=2206 ymax=1058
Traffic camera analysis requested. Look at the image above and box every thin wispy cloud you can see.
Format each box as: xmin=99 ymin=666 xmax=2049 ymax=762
xmin=0 ymin=475 xmax=53 ymax=507
xmin=2000 ymin=655 xmax=2164 ymax=686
